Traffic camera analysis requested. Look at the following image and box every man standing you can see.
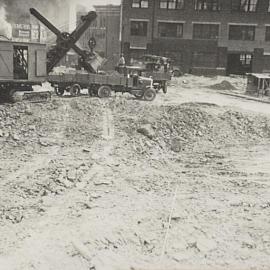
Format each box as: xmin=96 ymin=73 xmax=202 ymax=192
xmin=118 ymin=53 xmax=126 ymax=66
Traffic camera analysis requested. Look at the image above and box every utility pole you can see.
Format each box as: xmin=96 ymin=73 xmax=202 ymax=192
xmin=151 ymin=0 xmax=156 ymax=54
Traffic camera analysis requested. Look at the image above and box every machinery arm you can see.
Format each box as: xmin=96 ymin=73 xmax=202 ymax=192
xmin=30 ymin=8 xmax=98 ymax=73
xmin=30 ymin=8 xmax=61 ymax=37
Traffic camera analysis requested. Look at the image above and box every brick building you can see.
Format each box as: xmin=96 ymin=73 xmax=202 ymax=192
xmin=78 ymin=5 xmax=121 ymax=70
xmin=121 ymin=0 xmax=270 ymax=75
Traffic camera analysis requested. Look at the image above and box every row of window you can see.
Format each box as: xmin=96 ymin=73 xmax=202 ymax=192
xmin=132 ymin=0 xmax=266 ymax=12
xmin=130 ymin=21 xmax=270 ymax=41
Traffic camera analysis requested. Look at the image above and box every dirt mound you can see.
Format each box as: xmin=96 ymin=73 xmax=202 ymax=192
xmin=113 ymin=100 xmax=270 ymax=154
xmin=0 ymin=98 xmax=101 ymax=150
xmin=209 ymin=80 xmax=237 ymax=91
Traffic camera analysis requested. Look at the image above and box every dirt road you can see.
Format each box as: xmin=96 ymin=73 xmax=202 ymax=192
xmin=0 ymin=77 xmax=270 ymax=270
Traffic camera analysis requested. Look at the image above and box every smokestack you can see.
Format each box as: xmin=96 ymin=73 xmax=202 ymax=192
xmin=0 ymin=5 xmax=12 ymax=39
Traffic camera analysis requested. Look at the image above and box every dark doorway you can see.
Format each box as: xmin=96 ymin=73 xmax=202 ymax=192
xmin=13 ymin=46 xmax=28 ymax=80
xmin=227 ymin=53 xmax=252 ymax=75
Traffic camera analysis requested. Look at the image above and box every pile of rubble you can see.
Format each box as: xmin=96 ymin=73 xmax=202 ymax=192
xmin=115 ymin=100 xmax=270 ymax=154
xmin=209 ymin=80 xmax=237 ymax=91
xmin=0 ymin=98 xmax=101 ymax=150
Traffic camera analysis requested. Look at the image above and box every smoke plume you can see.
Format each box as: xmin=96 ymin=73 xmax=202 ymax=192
xmin=0 ymin=5 xmax=12 ymax=39
xmin=0 ymin=0 xmax=66 ymax=24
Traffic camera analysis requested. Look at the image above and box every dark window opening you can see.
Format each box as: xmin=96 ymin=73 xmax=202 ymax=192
xmin=132 ymin=0 xmax=149 ymax=8
xmin=193 ymin=24 xmax=219 ymax=39
xmin=13 ymin=46 xmax=28 ymax=80
xmin=130 ymin=21 xmax=148 ymax=36
xmin=194 ymin=0 xmax=220 ymax=11
xmin=192 ymin=52 xmax=217 ymax=68
xmin=266 ymin=26 xmax=270 ymax=41
xmin=158 ymin=22 xmax=183 ymax=38
xmin=160 ymin=0 xmax=184 ymax=10
xmin=231 ymin=0 xmax=258 ymax=12
xmin=229 ymin=25 xmax=255 ymax=41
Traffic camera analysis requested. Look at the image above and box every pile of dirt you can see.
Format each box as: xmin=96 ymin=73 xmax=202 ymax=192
xmin=209 ymin=80 xmax=237 ymax=91
xmin=113 ymin=100 xmax=270 ymax=154
xmin=0 ymin=98 xmax=101 ymax=150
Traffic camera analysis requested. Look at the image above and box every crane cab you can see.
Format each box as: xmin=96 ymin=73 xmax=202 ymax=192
xmin=0 ymin=39 xmax=47 ymax=83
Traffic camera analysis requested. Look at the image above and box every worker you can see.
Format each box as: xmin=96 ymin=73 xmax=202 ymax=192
xmin=117 ymin=53 xmax=127 ymax=76
xmin=118 ymin=53 xmax=126 ymax=67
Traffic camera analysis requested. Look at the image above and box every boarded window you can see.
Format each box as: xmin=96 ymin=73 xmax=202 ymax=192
xmin=231 ymin=0 xmax=258 ymax=12
xmin=194 ymin=0 xmax=220 ymax=11
xmin=132 ymin=0 xmax=149 ymax=8
xmin=229 ymin=25 xmax=255 ymax=41
xmin=130 ymin=21 xmax=148 ymax=36
xmin=159 ymin=0 xmax=185 ymax=9
xmin=158 ymin=22 xmax=183 ymax=38
xmin=192 ymin=52 xmax=216 ymax=68
xmin=193 ymin=24 xmax=219 ymax=39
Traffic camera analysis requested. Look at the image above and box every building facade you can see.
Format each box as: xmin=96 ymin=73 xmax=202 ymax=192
xmin=78 ymin=5 xmax=121 ymax=70
xmin=121 ymin=0 xmax=270 ymax=75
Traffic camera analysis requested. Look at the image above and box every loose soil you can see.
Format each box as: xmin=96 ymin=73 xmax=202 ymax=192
xmin=0 ymin=76 xmax=270 ymax=270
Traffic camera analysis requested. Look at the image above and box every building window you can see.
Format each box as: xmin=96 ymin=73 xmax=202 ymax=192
xmin=193 ymin=24 xmax=219 ymax=39
xmin=192 ymin=52 xmax=216 ymax=67
xmin=240 ymin=54 xmax=252 ymax=65
xmin=158 ymin=22 xmax=183 ymax=38
xmin=231 ymin=0 xmax=258 ymax=12
xmin=132 ymin=0 xmax=149 ymax=8
xmin=229 ymin=25 xmax=255 ymax=41
xmin=130 ymin=21 xmax=148 ymax=36
xmin=160 ymin=0 xmax=185 ymax=10
xmin=266 ymin=26 xmax=270 ymax=41
xmin=194 ymin=0 xmax=220 ymax=11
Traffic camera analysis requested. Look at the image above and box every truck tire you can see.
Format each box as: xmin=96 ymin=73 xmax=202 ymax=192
xmin=144 ymin=88 xmax=156 ymax=101
xmin=97 ymin=85 xmax=111 ymax=98
xmin=55 ymin=86 xmax=64 ymax=96
xmin=70 ymin=84 xmax=81 ymax=97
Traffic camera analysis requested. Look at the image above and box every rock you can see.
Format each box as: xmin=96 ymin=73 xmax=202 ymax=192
xmin=39 ymin=138 xmax=49 ymax=147
xmin=24 ymin=105 xmax=33 ymax=115
xmin=137 ymin=124 xmax=155 ymax=139
xmin=94 ymin=179 xmax=111 ymax=186
xmin=171 ymin=137 xmax=184 ymax=152
xmin=0 ymin=129 xmax=3 ymax=137
xmin=60 ymin=178 xmax=74 ymax=188
xmin=12 ymin=133 xmax=20 ymax=141
xmin=28 ymin=125 xmax=36 ymax=131
xmin=67 ymin=170 xmax=77 ymax=181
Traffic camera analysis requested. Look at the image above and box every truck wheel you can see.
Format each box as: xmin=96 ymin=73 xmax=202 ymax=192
xmin=144 ymin=88 xmax=156 ymax=101
xmin=55 ymin=86 xmax=64 ymax=96
xmin=172 ymin=69 xmax=182 ymax=77
xmin=8 ymin=89 xmax=17 ymax=103
xmin=70 ymin=84 xmax=81 ymax=97
xmin=98 ymin=85 xmax=111 ymax=98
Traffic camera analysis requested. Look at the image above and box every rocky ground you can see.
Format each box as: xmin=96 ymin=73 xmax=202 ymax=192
xmin=0 ymin=76 xmax=270 ymax=270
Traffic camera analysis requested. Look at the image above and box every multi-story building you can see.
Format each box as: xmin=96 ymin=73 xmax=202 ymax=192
xmin=121 ymin=0 xmax=270 ymax=75
xmin=78 ymin=5 xmax=121 ymax=70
